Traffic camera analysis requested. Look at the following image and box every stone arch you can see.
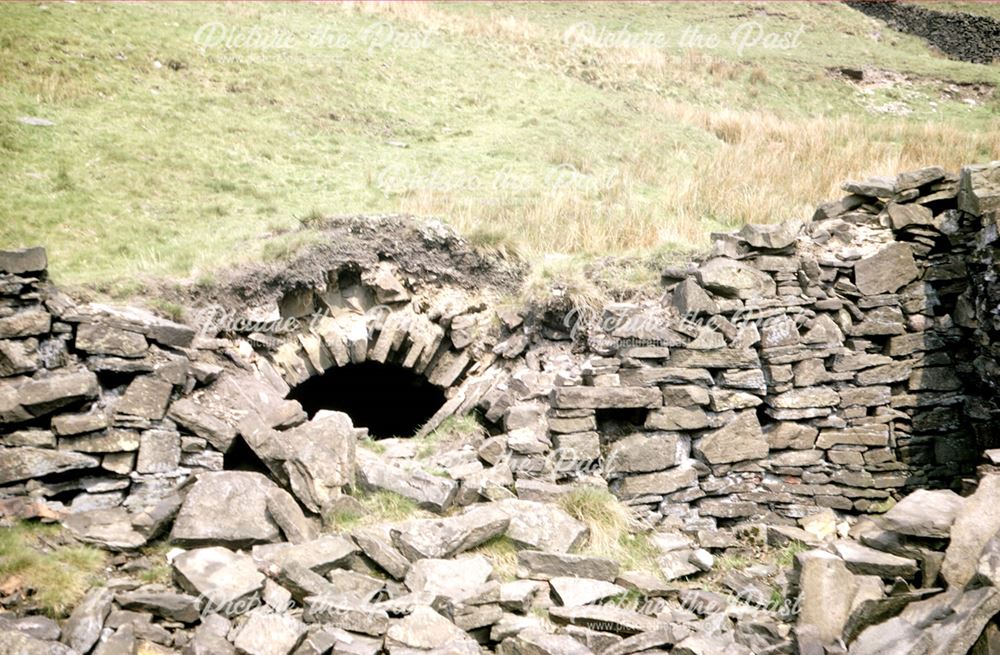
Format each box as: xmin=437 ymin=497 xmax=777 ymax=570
xmin=254 ymin=262 xmax=497 ymax=438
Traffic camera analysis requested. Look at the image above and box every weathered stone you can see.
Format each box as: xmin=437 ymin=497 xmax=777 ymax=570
xmin=356 ymin=452 xmax=457 ymax=513
xmin=51 ymin=411 xmax=110 ymax=436
xmin=232 ymin=607 xmax=308 ymax=655
xmin=384 ymin=606 xmax=479 ymax=654
xmin=351 ymin=525 xmax=411 ymax=580
xmin=833 ymin=540 xmax=918 ymax=579
xmin=253 ymin=534 xmax=358 ymax=577
xmin=135 ymin=429 xmax=180 ymax=473
xmin=942 ymin=474 xmax=1000 ymax=588
xmin=59 ymin=429 xmax=140 ymax=453
xmin=116 ymin=376 xmax=172 ymax=420
xmin=843 ymin=176 xmax=896 ymax=197
xmin=173 ymin=547 xmax=265 ymax=616
xmin=499 ymin=627 xmax=592 ymax=655
xmin=739 ymin=221 xmax=799 ymax=250
xmin=550 ymin=386 xmax=661 ymax=409
xmin=548 ymin=605 xmax=661 ymax=635
xmin=404 ymin=554 xmax=492 ymax=604
xmin=61 ymin=587 xmax=114 ymax=654
xmin=697 ymin=258 xmax=776 ymax=299
xmin=495 ymin=499 xmax=588 ymax=553
xmin=0 ymin=309 xmax=51 ymax=339
xmin=816 ymin=425 xmax=889 ymax=449
xmin=242 ymin=411 xmax=356 ymax=514
xmin=0 ymin=246 xmax=47 ymax=274
xmin=644 ymin=406 xmax=709 ymax=431
xmin=887 ymin=202 xmax=934 ymax=230
xmin=0 ymin=446 xmax=98 ymax=484
xmin=767 ymin=386 xmax=839 ymax=409
xmin=17 ymin=369 xmax=99 ymax=417
xmin=672 ymin=278 xmax=718 ymax=316
xmin=76 ymin=323 xmax=147 ymax=358
xmin=0 ymin=340 xmax=38 ymax=377
xmin=390 ymin=504 xmax=510 ymax=561
xmin=606 ymin=433 xmax=678 ymax=473
xmin=185 ymin=612 xmax=235 ymax=655
xmin=853 ymin=243 xmax=919 ymax=296
xmin=63 ymin=507 xmax=147 ymax=550
xmin=619 ymin=464 xmax=698 ymax=497
xmin=171 ymin=471 xmax=297 ymax=548
xmin=796 ymin=550 xmax=858 ymax=645
xmin=0 ymin=629 xmax=75 ymax=655
xmin=694 ymin=411 xmax=768 ymax=464
xmin=517 ymin=551 xmax=619 ymax=582
xmin=666 ymin=348 xmax=759 ymax=369
xmin=880 ymin=488 xmax=964 ymax=538
xmin=958 ymin=161 xmax=1000 ymax=217
xmin=551 ymin=431 xmax=600 ymax=462
xmin=167 ymin=398 xmax=236 ymax=452
xmin=764 ymin=422 xmax=817 ymax=450
xmin=115 ymin=589 xmax=201 ymax=623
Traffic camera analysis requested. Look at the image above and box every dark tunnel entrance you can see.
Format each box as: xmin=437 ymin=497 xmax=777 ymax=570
xmin=286 ymin=361 xmax=447 ymax=439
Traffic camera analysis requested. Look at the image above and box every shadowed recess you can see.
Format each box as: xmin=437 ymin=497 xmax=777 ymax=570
xmin=287 ymin=361 xmax=446 ymax=439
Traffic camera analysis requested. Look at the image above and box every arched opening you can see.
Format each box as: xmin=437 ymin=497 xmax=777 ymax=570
xmin=287 ymin=361 xmax=446 ymax=439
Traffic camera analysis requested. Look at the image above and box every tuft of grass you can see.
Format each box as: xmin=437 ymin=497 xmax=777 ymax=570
xmin=323 ymin=506 xmax=367 ymax=533
xmin=138 ymin=541 xmax=173 ymax=586
xmin=469 ymin=535 xmax=520 ymax=582
xmin=558 ymin=487 xmax=659 ymax=573
xmin=0 ymin=521 xmax=108 ymax=617
xmin=717 ymin=553 xmax=751 ymax=572
xmin=358 ymin=437 xmax=386 ymax=455
xmin=416 ymin=413 xmax=486 ymax=459
xmin=147 ymin=298 xmax=185 ymax=323
xmin=357 ymin=490 xmax=424 ymax=523
xmin=775 ymin=541 xmax=811 ymax=569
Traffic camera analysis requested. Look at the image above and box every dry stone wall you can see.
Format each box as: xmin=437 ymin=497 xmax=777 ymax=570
xmin=482 ymin=161 xmax=1000 ymax=523
xmin=0 ymin=162 xmax=999 ymax=537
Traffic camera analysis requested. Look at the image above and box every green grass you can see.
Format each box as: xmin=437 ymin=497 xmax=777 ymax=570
xmin=558 ymin=487 xmax=660 ymax=573
xmin=469 ymin=535 xmax=520 ymax=581
xmin=416 ymin=413 xmax=485 ymax=459
xmin=1 ymin=2 xmax=998 ymax=295
xmin=0 ymin=521 xmax=108 ymax=617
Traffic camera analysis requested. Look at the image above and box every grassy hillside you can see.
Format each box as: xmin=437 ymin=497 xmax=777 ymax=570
xmin=1 ymin=2 xmax=998 ymax=294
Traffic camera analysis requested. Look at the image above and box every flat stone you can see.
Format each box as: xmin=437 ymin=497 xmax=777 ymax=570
xmin=0 ymin=446 xmax=98 ymax=484
xmin=0 ymin=630 xmax=75 ymax=655
xmin=356 ymin=452 xmax=457 ymax=513
xmin=17 ymin=369 xmax=99 ymax=417
xmin=619 ymin=464 xmax=698 ymax=497
xmin=942 ymin=474 xmax=1000 ymax=588
xmin=694 ymin=411 xmax=768 ymax=464
xmin=672 ymin=278 xmax=718 ymax=316
xmin=404 ymin=554 xmax=493 ymax=604
xmin=303 ymin=596 xmax=390 ymax=637
xmin=550 ymin=577 xmax=625 ymax=607
xmin=116 ymin=376 xmax=172 ymax=420
xmin=767 ymin=386 xmax=839 ymax=409
xmin=63 ymin=507 xmax=147 ymax=551
xmin=880 ymin=488 xmax=964 ymax=538
xmin=517 ymin=551 xmax=619 ymax=582
xmin=61 ymin=587 xmax=114 ymax=653
xmin=384 ymin=606 xmax=479 ymax=654
xmin=958 ymin=161 xmax=1000 ymax=217
xmin=0 ymin=247 xmax=47 ymax=274
xmin=644 ymin=406 xmax=709 ymax=431
xmin=167 ymin=397 xmax=236 ymax=452
xmin=75 ymin=323 xmax=148 ymax=358
xmin=171 ymin=471 xmax=299 ymax=548
xmin=500 ymin=628 xmax=592 ymax=655
xmin=115 ymin=588 xmax=201 ymax=623
xmin=232 ymin=607 xmax=308 ymax=655
xmin=606 ymin=432 xmax=679 ymax=474
xmin=135 ymin=429 xmax=180 ymax=473
xmin=391 ymin=504 xmax=509 ymax=561
xmin=833 ymin=540 xmax=918 ymax=579
xmin=252 ymin=534 xmax=358 ymax=576
xmin=853 ymin=243 xmax=919 ymax=296
xmin=59 ymin=429 xmax=140 ymax=453
xmin=548 ymin=605 xmax=661 ymax=635
xmin=495 ymin=499 xmax=588 ymax=553
xmin=0 ymin=309 xmax=51 ymax=339
xmin=696 ymin=257 xmax=776 ymax=299
xmin=550 ymin=386 xmax=662 ymax=409
xmin=796 ymin=550 xmax=857 ymax=645
xmin=173 ymin=547 xmax=265 ymax=616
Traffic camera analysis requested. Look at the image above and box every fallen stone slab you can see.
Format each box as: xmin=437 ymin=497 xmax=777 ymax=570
xmin=550 ymin=577 xmax=625 ymax=607
xmin=498 ymin=627 xmax=593 ymax=655
xmin=251 ymin=534 xmax=358 ymax=576
xmin=384 ymin=606 xmax=480 ymax=654
xmin=232 ymin=607 xmax=308 ymax=655
xmin=548 ymin=605 xmax=661 ymax=635
xmin=796 ymin=550 xmax=857 ymax=645
xmin=516 ymin=551 xmax=619 ymax=582
xmin=172 ymin=547 xmax=265 ymax=616
xmin=942 ymin=474 xmax=1000 ymax=588
xmin=170 ymin=471 xmax=302 ymax=548
xmin=0 ymin=629 xmax=75 ymax=655
xmin=494 ymin=499 xmax=588 ymax=553
xmin=60 ymin=587 xmax=114 ymax=654
xmin=833 ymin=540 xmax=918 ymax=579
xmin=115 ymin=588 xmax=201 ymax=623
xmin=390 ymin=503 xmax=509 ymax=561
xmin=63 ymin=507 xmax=148 ymax=551
xmin=357 ymin=452 xmax=457 ymax=513
xmin=404 ymin=554 xmax=493 ymax=604
xmin=303 ymin=596 xmax=390 ymax=636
